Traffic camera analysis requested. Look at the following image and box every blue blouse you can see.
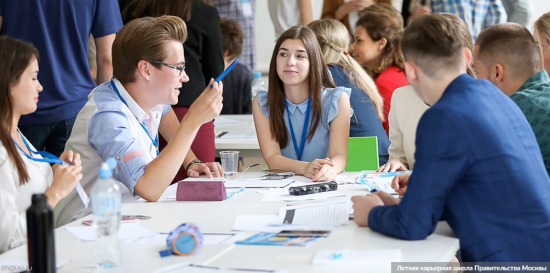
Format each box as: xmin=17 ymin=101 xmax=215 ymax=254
xmin=257 ymin=87 xmax=352 ymax=162
xmin=328 ymin=65 xmax=389 ymax=163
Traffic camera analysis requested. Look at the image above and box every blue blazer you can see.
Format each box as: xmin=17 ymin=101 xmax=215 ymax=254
xmin=368 ymin=75 xmax=550 ymax=262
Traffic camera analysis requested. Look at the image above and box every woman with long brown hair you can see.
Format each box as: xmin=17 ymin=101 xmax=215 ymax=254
xmin=0 ymin=37 xmax=82 ymax=253
xmin=252 ymin=26 xmax=351 ymax=182
xmin=350 ymin=5 xmax=409 ymax=134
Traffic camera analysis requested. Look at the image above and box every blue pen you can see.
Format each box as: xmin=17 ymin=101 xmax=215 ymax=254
xmin=227 ymin=187 xmax=245 ymax=200
xmin=210 ymin=58 xmax=239 ymax=88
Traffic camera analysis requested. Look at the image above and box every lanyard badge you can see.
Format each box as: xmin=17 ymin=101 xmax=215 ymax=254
xmin=285 ymin=99 xmax=311 ymax=161
xmin=12 ymin=133 xmax=90 ymax=208
xmin=110 ymin=80 xmax=159 ymax=156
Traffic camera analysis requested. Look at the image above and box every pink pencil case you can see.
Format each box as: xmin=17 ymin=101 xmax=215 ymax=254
xmin=176 ymin=179 xmax=227 ymax=201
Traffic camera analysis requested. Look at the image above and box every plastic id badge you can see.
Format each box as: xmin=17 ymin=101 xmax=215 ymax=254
xmin=75 ymin=183 xmax=90 ymax=208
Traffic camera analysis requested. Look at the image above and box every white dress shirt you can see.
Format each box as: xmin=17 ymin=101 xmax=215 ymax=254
xmin=0 ymin=133 xmax=52 ymax=253
xmin=387 ymin=86 xmax=429 ymax=169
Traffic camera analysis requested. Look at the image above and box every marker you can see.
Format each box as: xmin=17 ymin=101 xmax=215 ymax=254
xmin=210 ymin=58 xmax=239 ymax=88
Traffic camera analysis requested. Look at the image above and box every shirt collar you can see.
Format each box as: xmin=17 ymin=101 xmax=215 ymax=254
xmin=518 ymin=70 xmax=550 ymax=93
xmin=112 ymin=78 xmax=150 ymax=124
xmin=285 ymin=98 xmax=309 ymax=114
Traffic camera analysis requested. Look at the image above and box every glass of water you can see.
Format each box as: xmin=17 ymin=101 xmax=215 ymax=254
xmin=220 ymin=151 xmax=239 ymax=180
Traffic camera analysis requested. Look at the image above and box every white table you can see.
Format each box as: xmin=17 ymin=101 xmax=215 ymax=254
xmin=0 ymin=172 xmax=459 ymax=272
xmin=214 ymin=115 xmax=261 ymax=157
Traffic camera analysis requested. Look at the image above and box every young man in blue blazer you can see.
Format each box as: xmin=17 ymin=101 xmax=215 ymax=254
xmin=352 ymin=15 xmax=550 ymax=262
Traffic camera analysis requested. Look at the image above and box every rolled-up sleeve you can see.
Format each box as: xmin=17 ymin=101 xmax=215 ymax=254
xmin=88 ymin=111 xmax=150 ymax=195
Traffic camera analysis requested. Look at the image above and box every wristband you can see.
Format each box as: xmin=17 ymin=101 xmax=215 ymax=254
xmin=185 ymin=158 xmax=202 ymax=171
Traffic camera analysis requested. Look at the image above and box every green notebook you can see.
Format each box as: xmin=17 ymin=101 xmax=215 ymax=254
xmin=346 ymin=137 xmax=379 ymax=172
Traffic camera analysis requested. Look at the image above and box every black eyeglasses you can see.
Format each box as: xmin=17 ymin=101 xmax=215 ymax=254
xmin=148 ymin=60 xmax=185 ymax=76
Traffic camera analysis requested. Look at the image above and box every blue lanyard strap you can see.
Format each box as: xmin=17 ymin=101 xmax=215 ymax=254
xmin=110 ymin=80 xmax=159 ymax=156
xmin=285 ymin=99 xmax=311 ymax=161
xmin=12 ymin=133 xmax=67 ymax=165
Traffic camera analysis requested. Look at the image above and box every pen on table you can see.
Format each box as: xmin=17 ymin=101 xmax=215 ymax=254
xmin=227 ymin=187 xmax=245 ymax=199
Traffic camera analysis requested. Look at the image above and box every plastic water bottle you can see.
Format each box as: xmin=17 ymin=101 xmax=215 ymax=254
xmin=251 ymin=72 xmax=266 ymax=100
xmin=91 ymin=158 xmax=121 ymax=269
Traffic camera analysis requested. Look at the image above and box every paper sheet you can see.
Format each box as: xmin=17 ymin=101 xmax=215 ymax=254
xmin=0 ymin=259 xmax=70 ymax=270
xmin=216 ymin=130 xmax=256 ymax=139
xmin=278 ymin=201 xmax=351 ymax=226
xmin=261 ymin=188 xmax=347 ymax=202
xmin=311 ymin=249 xmax=402 ymax=265
xmin=65 ymin=223 xmax=156 ymax=242
xmin=153 ymin=263 xmax=283 ymax=273
xmin=224 ymin=178 xmax=294 ymax=188
xmin=232 ymin=215 xmax=304 ymax=232
xmin=129 ymin=233 xmax=244 ymax=245
xmin=214 ymin=116 xmax=243 ymax=126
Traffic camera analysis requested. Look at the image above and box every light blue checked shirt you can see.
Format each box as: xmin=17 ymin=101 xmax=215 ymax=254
xmin=410 ymin=0 xmax=507 ymax=40
xmin=213 ymin=0 xmax=256 ymax=71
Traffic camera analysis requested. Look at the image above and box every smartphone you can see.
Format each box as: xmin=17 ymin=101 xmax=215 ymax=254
xmin=262 ymin=169 xmax=295 ymax=176
xmin=82 ymin=216 xmax=140 ymax=226
xmin=262 ymin=174 xmax=291 ymax=180
xmin=276 ymin=230 xmax=331 ymax=237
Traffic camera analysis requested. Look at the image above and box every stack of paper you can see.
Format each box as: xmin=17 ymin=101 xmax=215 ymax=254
xmin=233 ymin=201 xmax=351 ymax=232
xmin=277 ymin=201 xmax=351 ymax=226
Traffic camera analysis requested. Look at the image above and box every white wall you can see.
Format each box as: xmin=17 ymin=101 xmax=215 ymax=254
xmin=529 ymin=0 xmax=550 ymax=30
xmin=254 ymin=0 xmax=550 ymax=73
xmin=254 ymin=0 xmax=324 ymax=73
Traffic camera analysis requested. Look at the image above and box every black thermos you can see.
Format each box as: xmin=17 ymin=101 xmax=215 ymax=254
xmin=26 ymin=194 xmax=56 ymax=273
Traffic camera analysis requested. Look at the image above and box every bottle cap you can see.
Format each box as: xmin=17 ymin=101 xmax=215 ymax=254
xmin=31 ymin=194 xmax=48 ymax=204
xmin=98 ymin=157 xmax=117 ymax=179
xmin=254 ymin=72 xmax=262 ymax=79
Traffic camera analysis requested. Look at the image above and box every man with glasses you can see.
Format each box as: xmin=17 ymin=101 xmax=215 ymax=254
xmin=56 ymin=16 xmax=225 ymax=226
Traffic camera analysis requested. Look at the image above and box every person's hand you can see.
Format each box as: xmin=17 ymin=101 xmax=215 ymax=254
xmin=186 ymin=79 xmax=224 ymax=126
xmin=354 ymin=0 xmax=374 ymax=10
xmin=391 ymin=173 xmax=411 ymax=197
xmin=311 ymin=163 xmax=337 ymax=182
xmin=300 ymin=158 xmax=333 ymax=179
xmin=187 ymin=162 xmax=223 ymax=179
xmin=377 ymin=158 xmax=408 ymax=173
xmin=49 ymin=163 xmax=83 ymax=200
xmin=372 ymin=191 xmax=400 ymax=206
xmin=59 ymin=150 xmax=81 ymax=167
xmin=351 ymin=194 xmax=384 ymax=227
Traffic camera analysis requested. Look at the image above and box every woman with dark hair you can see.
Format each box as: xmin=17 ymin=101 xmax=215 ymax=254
xmin=0 ymin=37 xmax=82 ymax=253
xmin=123 ymin=0 xmax=224 ymax=183
xmin=309 ymin=19 xmax=390 ymax=165
xmin=350 ymin=6 xmax=409 ymax=134
xmin=253 ymin=26 xmax=352 ymax=182
xmin=378 ymin=13 xmax=477 ymax=172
